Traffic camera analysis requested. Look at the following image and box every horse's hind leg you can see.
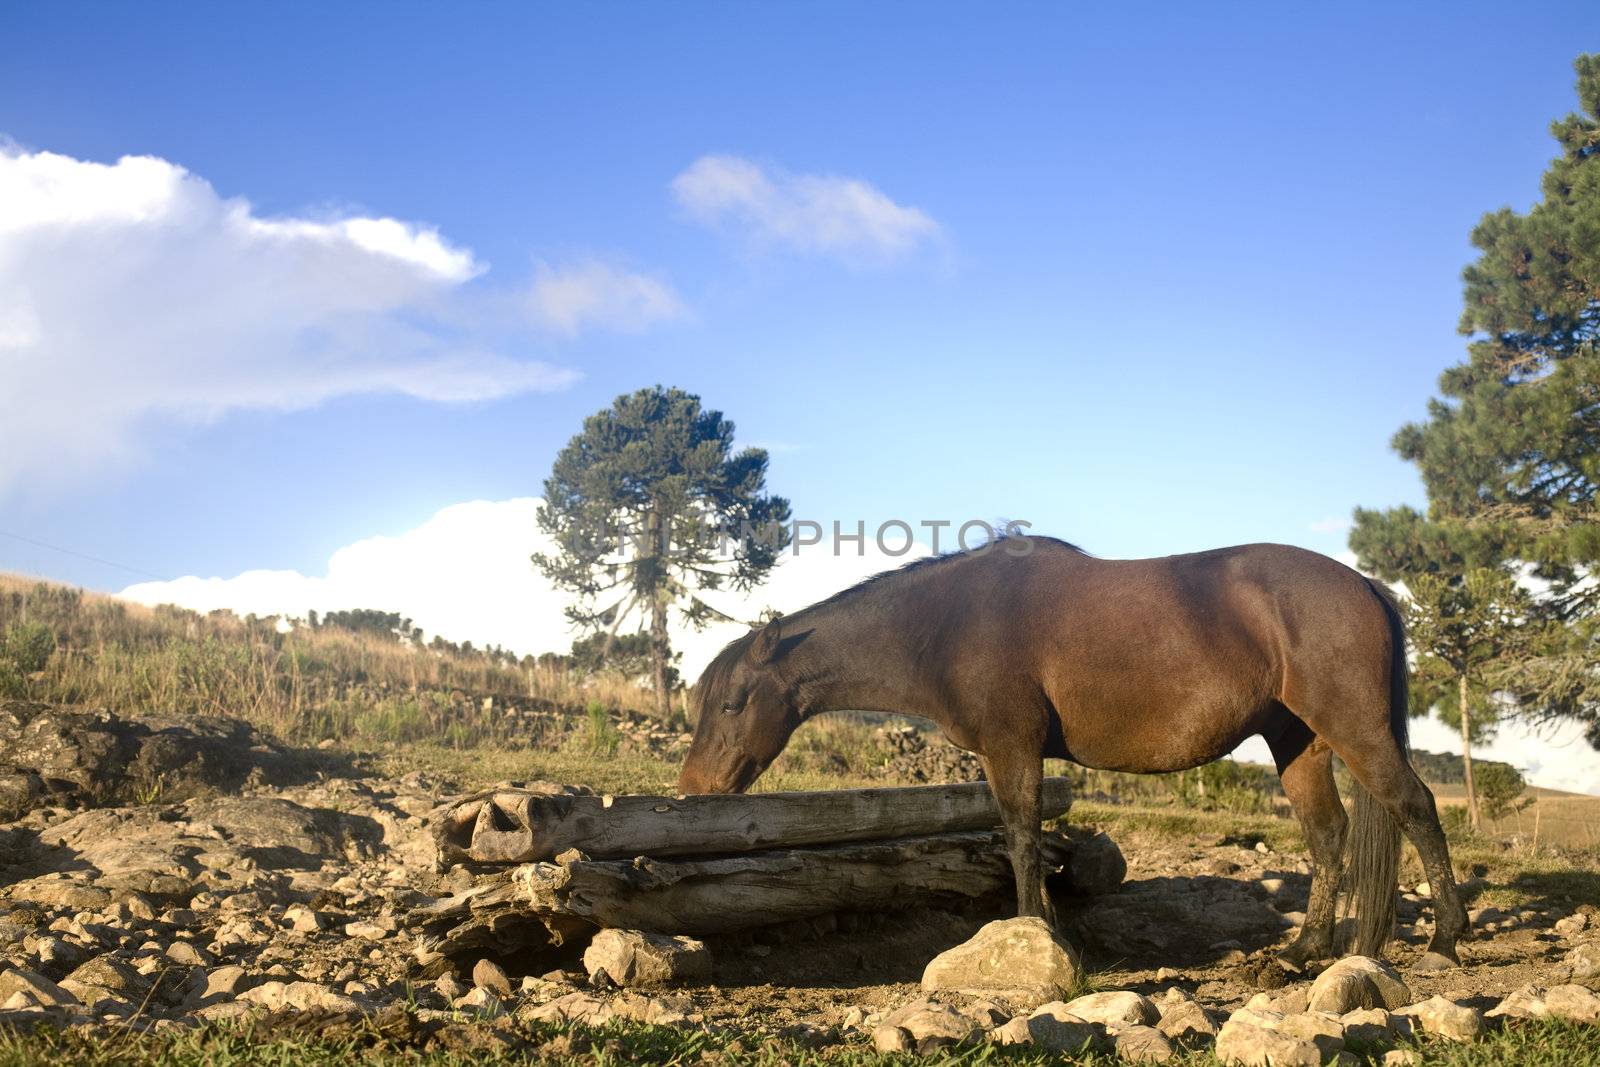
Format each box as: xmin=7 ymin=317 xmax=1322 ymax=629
xmin=1327 ymin=731 xmax=1470 ymax=969
xmin=1267 ymin=715 xmax=1345 ymax=970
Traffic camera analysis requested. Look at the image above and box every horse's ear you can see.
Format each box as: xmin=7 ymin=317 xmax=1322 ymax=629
xmin=749 ymin=618 xmax=781 ymax=664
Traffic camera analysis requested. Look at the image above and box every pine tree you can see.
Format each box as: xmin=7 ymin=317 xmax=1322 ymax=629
xmin=533 ymin=386 xmax=791 ymax=716
xmin=1353 ymin=54 xmax=1600 ymax=748
xmin=1401 ymin=569 xmax=1536 ymax=829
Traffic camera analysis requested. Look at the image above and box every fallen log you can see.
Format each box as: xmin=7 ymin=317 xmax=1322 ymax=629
xmin=433 ymin=777 xmax=1072 ymax=865
xmin=410 ymin=830 xmax=1075 ymax=961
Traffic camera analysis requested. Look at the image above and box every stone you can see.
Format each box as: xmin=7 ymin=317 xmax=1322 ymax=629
xmin=164 ymin=942 xmax=208 ymax=967
xmin=344 ymin=920 xmax=392 ymax=941
xmin=519 ymin=991 xmax=611 ymax=1025
xmin=63 ymin=956 xmax=148 ymax=1001
xmin=1545 ymin=984 xmax=1600 ymax=1024
xmin=920 ymin=917 xmax=1081 ymax=1002
xmin=1394 ymin=996 xmax=1483 ymax=1043
xmin=1340 ymin=1007 xmax=1407 ymax=1043
xmin=1382 ymin=1052 xmax=1420 ymax=1067
xmin=581 ymin=929 xmax=711 ymax=987
xmin=1157 ymin=999 xmax=1218 ymax=1043
xmin=472 ymin=958 xmax=512 ymax=996
xmin=455 ymin=987 xmax=503 ymax=1016
xmin=1061 ymin=990 xmax=1160 ymax=1028
xmin=0 ymin=968 xmax=76 ymax=1008
xmin=239 ymin=980 xmax=365 ymax=1014
xmin=875 ymin=999 xmax=979 ymax=1049
xmin=282 ymin=905 xmax=322 ymax=934
xmin=1114 ymin=1025 xmax=1175 ymax=1062
xmin=1278 ymin=1011 xmax=1345 ymax=1058
xmin=204 ymin=966 xmax=250 ymax=999
xmin=1069 ymin=832 xmax=1127 ymax=895
xmin=1307 ymin=956 xmax=1411 ymax=1014
xmin=990 ymin=1002 xmax=1105 ymax=1052
xmin=1486 ymin=985 xmax=1548 ymax=1021
xmin=1569 ymin=942 xmax=1600 ymax=981
xmin=435 ymin=974 xmax=468 ymax=1000
xmin=871 ymin=1025 xmax=914 ymax=1052
xmin=1555 ymin=913 xmax=1590 ymax=938
xmin=1215 ymin=1019 xmax=1323 ymax=1067
xmin=608 ymin=991 xmax=696 ymax=1026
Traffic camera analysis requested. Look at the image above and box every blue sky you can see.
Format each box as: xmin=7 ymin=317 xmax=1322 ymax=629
xmin=2 ymin=3 xmax=1596 ymax=585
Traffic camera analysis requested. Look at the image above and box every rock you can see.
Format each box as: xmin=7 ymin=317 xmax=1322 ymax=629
xmin=455 ymin=987 xmax=503 ymax=1016
xmin=0 ymin=968 xmax=76 ymax=1008
xmin=871 ymin=1025 xmax=914 ymax=1053
xmin=1382 ymin=1052 xmax=1420 ymax=1066
xmin=1068 ymin=832 xmax=1127 ymax=895
xmin=165 ymin=942 xmax=209 ymax=967
xmin=1340 ymin=1007 xmax=1407 ymax=1043
xmin=1487 ymin=985 xmax=1548 ymax=1021
xmin=63 ymin=956 xmax=149 ymax=1002
xmin=344 ymin=920 xmax=391 ymax=941
xmin=472 ymin=958 xmax=512 ymax=996
xmin=1278 ymin=1011 xmax=1345 ymax=1058
xmin=875 ymin=999 xmax=979 ymax=1050
xmin=1307 ymin=956 xmax=1411 ymax=1014
xmin=1114 ymin=1025 xmax=1175 ymax=1062
xmin=921 ymin=917 xmax=1081 ymax=1003
xmin=435 ymin=974 xmax=468 ymax=1001
xmin=608 ymin=991 xmax=696 ymax=1026
xmin=1394 ymin=996 xmax=1483 ymax=1043
xmin=1061 ymin=990 xmax=1160 ymax=1028
xmin=239 ymin=980 xmax=365 ymax=1014
xmin=1545 ymin=984 xmax=1600 ymax=1024
xmin=990 ymin=1002 xmax=1105 ymax=1052
xmin=1555 ymin=913 xmax=1590 ymax=938
xmin=0 ymin=702 xmax=305 ymax=813
xmin=1569 ymin=942 xmax=1600 ymax=981
xmin=1157 ymin=999 xmax=1219 ymax=1043
xmin=519 ymin=991 xmax=612 ymax=1025
xmin=282 ymin=905 xmax=322 ymax=934
xmin=581 ymin=929 xmax=711 ymax=987
xmin=1215 ymin=1018 xmax=1323 ymax=1067
xmin=204 ymin=966 xmax=250 ymax=1000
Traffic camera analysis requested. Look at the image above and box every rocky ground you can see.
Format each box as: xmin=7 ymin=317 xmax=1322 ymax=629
xmin=1 ymin=698 xmax=1597 ymax=1063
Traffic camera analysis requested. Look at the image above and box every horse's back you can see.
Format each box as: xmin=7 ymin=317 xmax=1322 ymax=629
xmin=1012 ymin=542 xmax=1386 ymax=772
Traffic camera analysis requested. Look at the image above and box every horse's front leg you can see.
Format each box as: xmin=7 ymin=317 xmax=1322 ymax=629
xmin=980 ymin=746 xmax=1045 ymax=918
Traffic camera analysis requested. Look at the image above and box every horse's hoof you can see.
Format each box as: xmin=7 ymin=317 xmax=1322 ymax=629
xmin=1409 ymin=951 xmax=1458 ymax=973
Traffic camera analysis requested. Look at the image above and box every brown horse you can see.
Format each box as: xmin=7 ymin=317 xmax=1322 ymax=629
xmin=678 ymin=536 xmax=1468 ymax=971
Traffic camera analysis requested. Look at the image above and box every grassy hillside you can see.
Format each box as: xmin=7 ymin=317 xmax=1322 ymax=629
xmin=0 ymin=573 xmax=659 ymax=746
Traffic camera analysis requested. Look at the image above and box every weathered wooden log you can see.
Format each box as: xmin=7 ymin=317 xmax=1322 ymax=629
xmin=433 ymin=778 xmax=1072 ymax=865
xmin=411 ymin=829 xmax=1074 ymax=960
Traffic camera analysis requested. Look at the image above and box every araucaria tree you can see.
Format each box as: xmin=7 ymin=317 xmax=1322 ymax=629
xmin=1353 ymin=54 xmax=1600 ymax=751
xmin=533 ymin=386 xmax=792 ymax=716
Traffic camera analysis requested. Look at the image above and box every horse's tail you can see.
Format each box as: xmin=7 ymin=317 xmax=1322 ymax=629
xmin=1344 ymin=578 xmax=1407 ymax=958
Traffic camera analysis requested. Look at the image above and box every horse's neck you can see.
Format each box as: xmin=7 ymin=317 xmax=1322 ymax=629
xmin=788 ymin=594 xmax=946 ymax=722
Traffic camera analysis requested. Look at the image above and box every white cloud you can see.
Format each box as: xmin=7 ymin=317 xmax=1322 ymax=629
xmin=0 ymin=147 xmax=578 ymax=496
xmin=527 ymin=260 xmax=685 ymax=336
xmin=671 ymin=155 xmax=941 ymax=264
xmin=118 ymin=497 xmax=933 ymax=681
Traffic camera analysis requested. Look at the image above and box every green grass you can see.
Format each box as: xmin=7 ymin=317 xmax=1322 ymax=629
xmin=1 ymin=1017 xmax=1597 ymax=1066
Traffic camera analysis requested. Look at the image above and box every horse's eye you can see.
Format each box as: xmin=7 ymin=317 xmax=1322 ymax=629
xmin=721 ymin=701 xmax=743 ymax=716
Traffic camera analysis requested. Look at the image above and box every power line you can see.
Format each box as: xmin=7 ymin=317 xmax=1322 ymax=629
xmin=0 ymin=529 xmax=171 ymax=582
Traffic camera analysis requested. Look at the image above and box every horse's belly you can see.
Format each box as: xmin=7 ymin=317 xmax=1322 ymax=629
xmin=1050 ymin=697 xmax=1264 ymax=774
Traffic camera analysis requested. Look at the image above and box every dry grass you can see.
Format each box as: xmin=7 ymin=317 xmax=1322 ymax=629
xmin=0 ymin=573 xmax=657 ymax=744
xmin=1431 ymin=782 xmax=1600 ymax=849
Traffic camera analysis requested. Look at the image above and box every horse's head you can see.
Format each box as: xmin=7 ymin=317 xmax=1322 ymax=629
xmin=677 ymin=618 xmax=802 ymax=794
